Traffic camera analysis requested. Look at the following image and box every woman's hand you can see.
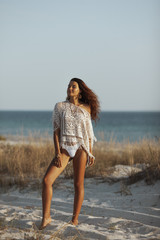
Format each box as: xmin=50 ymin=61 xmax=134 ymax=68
xmin=54 ymin=153 xmax=62 ymax=168
xmin=89 ymin=156 xmax=95 ymax=166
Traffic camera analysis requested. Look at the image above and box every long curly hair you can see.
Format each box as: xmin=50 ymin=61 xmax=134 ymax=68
xmin=67 ymin=78 xmax=100 ymax=122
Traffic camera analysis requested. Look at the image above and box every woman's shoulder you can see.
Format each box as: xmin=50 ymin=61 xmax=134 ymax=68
xmin=54 ymin=101 xmax=68 ymax=110
xmin=79 ymin=103 xmax=91 ymax=114
xmin=55 ymin=101 xmax=66 ymax=107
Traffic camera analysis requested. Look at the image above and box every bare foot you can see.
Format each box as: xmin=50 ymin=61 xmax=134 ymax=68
xmin=39 ymin=216 xmax=52 ymax=230
xmin=71 ymin=217 xmax=78 ymax=226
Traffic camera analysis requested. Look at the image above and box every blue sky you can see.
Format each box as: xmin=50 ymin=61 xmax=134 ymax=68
xmin=0 ymin=0 xmax=160 ymax=111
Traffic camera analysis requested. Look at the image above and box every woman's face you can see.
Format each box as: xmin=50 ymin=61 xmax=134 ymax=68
xmin=67 ymin=81 xmax=81 ymax=99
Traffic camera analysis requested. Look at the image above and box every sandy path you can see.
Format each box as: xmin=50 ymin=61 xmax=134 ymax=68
xmin=0 ymin=177 xmax=160 ymax=240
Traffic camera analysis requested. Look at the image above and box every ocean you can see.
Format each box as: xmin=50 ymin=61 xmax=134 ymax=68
xmin=0 ymin=110 xmax=160 ymax=142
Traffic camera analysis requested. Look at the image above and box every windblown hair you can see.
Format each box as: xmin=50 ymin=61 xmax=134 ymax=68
xmin=67 ymin=78 xmax=100 ymax=122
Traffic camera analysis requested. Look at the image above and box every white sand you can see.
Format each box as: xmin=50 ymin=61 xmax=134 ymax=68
xmin=0 ymin=168 xmax=160 ymax=240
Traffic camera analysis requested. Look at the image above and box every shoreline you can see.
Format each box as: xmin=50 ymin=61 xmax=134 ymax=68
xmin=0 ymin=133 xmax=159 ymax=144
xmin=0 ymin=134 xmax=53 ymax=146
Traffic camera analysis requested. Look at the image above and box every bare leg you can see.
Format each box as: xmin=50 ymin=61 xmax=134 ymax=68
xmin=72 ymin=149 xmax=87 ymax=225
xmin=40 ymin=150 xmax=70 ymax=229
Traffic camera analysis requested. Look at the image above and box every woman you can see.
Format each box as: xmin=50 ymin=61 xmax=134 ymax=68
xmin=40 ymin=78 xmax=100 ymax=229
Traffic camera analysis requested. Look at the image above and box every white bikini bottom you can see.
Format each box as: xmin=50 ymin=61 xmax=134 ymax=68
xmin=61 ymin=143 xmax=82 ymax=158
xmin=60 ymin=143 xmax=91 ymax=167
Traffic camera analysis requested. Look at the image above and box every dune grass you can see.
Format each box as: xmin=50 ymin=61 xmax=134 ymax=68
xmin=0 ymin=134 xmax=160 ymax=189
xmin=0 ymin=135 xmax=6 ymax=141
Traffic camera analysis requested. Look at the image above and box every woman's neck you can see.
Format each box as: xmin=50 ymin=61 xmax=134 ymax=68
xmin=68 ymin=97 xmax=80 ymax=106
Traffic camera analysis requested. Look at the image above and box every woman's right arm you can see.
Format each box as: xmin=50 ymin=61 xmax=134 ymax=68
xmin=54 ymin=128 xmax=61 ymax=155
xmin=52 ymin=102 xmax=63 ymax=167
xmin=53 ymin=128 xmax=62 ymax=168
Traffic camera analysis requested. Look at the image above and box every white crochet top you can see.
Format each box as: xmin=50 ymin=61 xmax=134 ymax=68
xmin=52 ymin=100 xmax=96 ymax=160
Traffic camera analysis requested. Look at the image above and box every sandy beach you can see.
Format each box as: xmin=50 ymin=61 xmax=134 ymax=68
xmin=0 ymin=166 xmax=160 ymax=240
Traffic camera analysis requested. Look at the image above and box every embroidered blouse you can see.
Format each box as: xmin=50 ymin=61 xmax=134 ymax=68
xmin=52 ymin=100 xmax=96 ymax=161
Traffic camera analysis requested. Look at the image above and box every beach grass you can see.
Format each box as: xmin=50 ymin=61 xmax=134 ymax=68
xmin=0 ymin=135 xmax=6 ymax=141
xmin=0 ymin=134 xmax=160 ymax=189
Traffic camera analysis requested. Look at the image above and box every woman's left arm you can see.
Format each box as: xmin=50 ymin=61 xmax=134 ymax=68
xmin=87 ymin=105 xmax=95 ymax=166
xmin=89 ymin=138 xmax=92 ymax=154
xmin=89 ymin=138 xmax=95 ymax=166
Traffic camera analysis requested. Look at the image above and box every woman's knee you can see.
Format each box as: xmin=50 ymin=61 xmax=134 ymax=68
xmin=74 ymin=181 xmax=84 ymax=192
xmin=42 ymin=175 xmax=53 ymax=187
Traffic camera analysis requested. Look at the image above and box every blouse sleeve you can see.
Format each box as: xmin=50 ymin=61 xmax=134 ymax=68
xmin=52 ymin=103 xmax=61 ymax=132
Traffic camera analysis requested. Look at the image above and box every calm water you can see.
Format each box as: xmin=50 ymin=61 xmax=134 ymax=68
xmin=0 ymin=111 xmax=160 ymax=142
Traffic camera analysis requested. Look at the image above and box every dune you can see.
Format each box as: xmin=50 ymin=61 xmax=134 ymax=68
xmin=0 ymin=167 xmax=160 ymax=240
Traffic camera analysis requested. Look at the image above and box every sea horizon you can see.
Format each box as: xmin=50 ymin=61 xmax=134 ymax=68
xmin=0 ymin=109 xmax=160 ymax=112
xmin=1 ymin=110 xmax=160 ymax=143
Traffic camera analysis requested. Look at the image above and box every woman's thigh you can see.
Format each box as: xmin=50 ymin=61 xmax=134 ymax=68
xmin=73 ymin=149 xmax=88 ymax=184
xmin=44 ymin=149 xmax=70 ymax=185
